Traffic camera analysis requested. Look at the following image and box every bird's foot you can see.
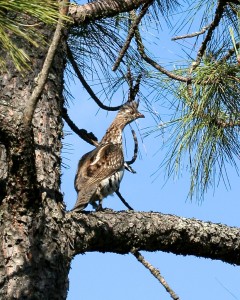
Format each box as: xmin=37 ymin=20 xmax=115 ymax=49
xmin=95 ymin=203 xmax=103 ymax=211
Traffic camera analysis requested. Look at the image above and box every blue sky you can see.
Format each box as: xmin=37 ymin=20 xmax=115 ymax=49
xmin=62 ymin=1 xmax=240 ymax=299
xmin=62 ymin=92 xmax=240 ymax=300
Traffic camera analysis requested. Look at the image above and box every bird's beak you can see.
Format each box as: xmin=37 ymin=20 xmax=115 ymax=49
xmin=137 ymin=112 xmax=145 ymax=119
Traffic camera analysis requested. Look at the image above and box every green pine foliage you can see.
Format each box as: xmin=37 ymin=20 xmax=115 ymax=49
xmin=143 ymin=1 xmax=240 ymax=200
xmin=168 ymin=59 xmax=240 ymax=199
xmin=0 ymin=0 xmax=67 ymax=71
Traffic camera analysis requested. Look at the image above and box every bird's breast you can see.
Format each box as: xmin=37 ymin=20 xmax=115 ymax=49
xmin=95 ymin=168 xmax=124 ymax=199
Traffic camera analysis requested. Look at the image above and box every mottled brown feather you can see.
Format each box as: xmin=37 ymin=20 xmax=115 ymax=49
xmin=72 ymin=101 xmax=144 ymax=211
xmin=73 ymin=143 xmax=124 ymax=211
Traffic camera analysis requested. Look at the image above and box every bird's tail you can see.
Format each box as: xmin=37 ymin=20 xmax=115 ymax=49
xmin=71 ymin=193 xmax=88 ymax=212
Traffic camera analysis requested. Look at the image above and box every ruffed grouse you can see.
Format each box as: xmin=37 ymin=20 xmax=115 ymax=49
xmin=72 ymin=101 xmax=144 ymax=211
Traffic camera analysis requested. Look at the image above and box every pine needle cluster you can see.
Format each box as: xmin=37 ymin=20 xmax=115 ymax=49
xmin=0 ymin=0 xmax=68 ymax=71
xmin=163 ymin=57 xmax=240 ymax=200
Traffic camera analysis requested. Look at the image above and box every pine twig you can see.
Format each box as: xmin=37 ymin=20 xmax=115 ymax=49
xmin=66 ymin=44 xmax=125 ymax=111
xmin=112 ymin=0 xmax=153 ymax=71
xmin=171 ymin=25 xmax=210 ymax=41
xmin=202 ymin=113 xmax=240 ymax=128
xmin=126 ymin=69 xmax=142 ymax=102
xmin=115 ymin=189 xmax=133 ymax=210
xmin=220 ymin=42 xmax=240 ymax=63
xmin=124 ymin=162 xmax=136 ymax=173
xmin=115 ymin=128 xmax=139 ymax=210
xmin=126 ymin=129 xmax=138 ymax=166
xmin=192 ymin=0 xmax=226 ymax=71
xmin=63 ymin=107 xmax=99 ymax=146
xmin=24 ymin=1 xmax=69 ymax=126
xmin=131 ymin=249 xmax=180 ymax=300
xmin=134 ymin=26 xmax=189 ymax=83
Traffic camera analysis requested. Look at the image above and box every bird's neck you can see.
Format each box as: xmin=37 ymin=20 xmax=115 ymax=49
xmin=100 ymin=118 xmax=126 ymax=144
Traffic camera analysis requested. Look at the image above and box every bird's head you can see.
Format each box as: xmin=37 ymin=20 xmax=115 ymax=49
xmin=116 ymin=101 xmax=145 ymax=125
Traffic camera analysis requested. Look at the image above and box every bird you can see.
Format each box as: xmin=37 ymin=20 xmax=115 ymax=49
xmin=72 ymin=101 xmax=144 ymax=212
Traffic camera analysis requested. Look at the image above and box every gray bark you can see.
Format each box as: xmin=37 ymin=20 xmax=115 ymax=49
xmin=69 ymin=0 xmax=150 ymax=24
xmin=0 ymin=17 xmax=68 ymax=299
xmin=66 ymin=211 xmax=240 ymax=265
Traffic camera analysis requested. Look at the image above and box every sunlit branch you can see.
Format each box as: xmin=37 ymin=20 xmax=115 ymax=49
xmin=131 ymin=249 xmax=180 ymax=300
xmin=69 ymin=210 xmax=240 ymax=265
xmin=112 ymin=0 xmax=153 ymax=71
xmin=134 ymin=26 xmax=189 ymax=83
xmin=192 ymin=0 xmax=226 ymax=71
xmin=172 ymin=25 xmax=210 ymax=41
xmin=68 ymin=0 xmax=151 ymax=25
xmin=24 ymin=1 xmax=69 ymax=126
xmin=66 ymin=44 xmax=126 ymax=111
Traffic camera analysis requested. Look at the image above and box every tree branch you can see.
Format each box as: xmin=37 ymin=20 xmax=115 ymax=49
xmin=134 ymin=27 xmax=190 ymax=83
xmin=68 ymin=0 xmax=152 ymax=25
xmin=192 ymin=0 xmax=226 ymax=70
xmin=24 ymin=2 xmax=69 ymax=126
xmin=112 ymin=0 xmax=153 ymax=71
xmin=62 ymin=107 xmax=99 ymax=146
xmin=210 ymin=117 xmax=240 ymax=128
xmin=115 ymin=189 xmax=134 ymax=210
xmin=131 ymin=249 xmax=180 ymax=300
xmin=171 ymin=25 xmax=211 ymax=41
xmin=125 ymin=129 xmax=138 ymax=166
xmin=190 ymin=103 xmax=240 ymax=128
xmin=220 ymin=42 xmax=240 ymax=63
xmin=126 ymin=70 xmax=142 ymax=102
xmin=66 ymin=44 xmax=125 ymax=111
xmin=66 ymin=210 xmax=240 ymax=265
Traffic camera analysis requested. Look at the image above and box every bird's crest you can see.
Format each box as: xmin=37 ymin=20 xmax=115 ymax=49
xmin=116 ymin=101 xmax=144 ymax=121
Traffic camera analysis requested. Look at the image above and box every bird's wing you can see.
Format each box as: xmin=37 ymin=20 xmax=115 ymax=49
xmin=73 ymin=143 xmax=124 ymax=211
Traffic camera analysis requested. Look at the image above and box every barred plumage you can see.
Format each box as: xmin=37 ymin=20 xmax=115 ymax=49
xmin=72 ymin=101 xmax=144 ymax=211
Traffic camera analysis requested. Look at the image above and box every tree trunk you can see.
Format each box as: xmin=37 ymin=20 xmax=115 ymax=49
xmin=0 ymin=19 xmax=70 ymax=298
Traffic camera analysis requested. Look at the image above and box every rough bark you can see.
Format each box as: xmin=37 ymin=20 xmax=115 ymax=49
xmin=0 ymin=144 xmax=7 ymax=202
xmin=0 ymin=16 xmax=69 ymax=299
xmin=69 ymin=0 xmax=150 ymax=24
xmin=66 ymin=211 xmax=240 ymax=265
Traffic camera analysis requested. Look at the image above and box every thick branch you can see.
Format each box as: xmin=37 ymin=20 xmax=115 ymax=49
xmin=69 ymin=0 xmax=151 ymax=25
xmin=65 ymin=211 xmax=240 ymax=265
